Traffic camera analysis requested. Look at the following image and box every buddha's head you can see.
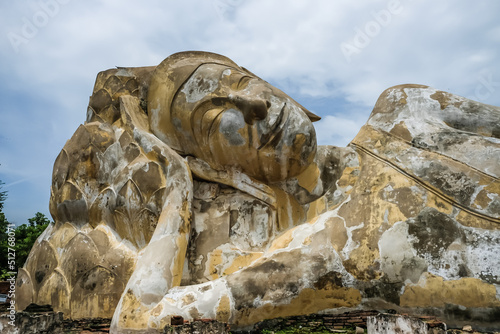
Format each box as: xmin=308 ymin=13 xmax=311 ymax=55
xmin=148 ymin=51 xmax=319 ymax=183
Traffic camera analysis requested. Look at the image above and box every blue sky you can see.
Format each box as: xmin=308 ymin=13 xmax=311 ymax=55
xmin=0 ymin=0 xmax=499 ymax=225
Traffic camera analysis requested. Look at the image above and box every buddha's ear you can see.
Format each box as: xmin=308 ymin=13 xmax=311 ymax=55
xmin=280 ymin=95 xmax=321 ymax=122
xmin=284 ymin=95 xmax=321 ymax=122
xmin=304 ymin=108 xmax=321 ymax=122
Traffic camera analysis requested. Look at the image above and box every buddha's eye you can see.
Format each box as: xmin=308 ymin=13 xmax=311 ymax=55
xmin=235 ymin=75 xmax=252 ymax=90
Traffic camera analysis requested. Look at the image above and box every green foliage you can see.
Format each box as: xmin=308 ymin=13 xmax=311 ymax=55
xmin=0 ymin=214 xmax=11 ymax=279
xmin=0 ymin=180 xmax=52 ymax=280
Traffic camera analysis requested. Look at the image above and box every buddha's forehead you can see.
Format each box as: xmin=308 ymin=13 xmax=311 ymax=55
xmin=179 ymin=63 xmax=256 ymax=103
xmin=182 ymin=63 xmax=249 ymax=86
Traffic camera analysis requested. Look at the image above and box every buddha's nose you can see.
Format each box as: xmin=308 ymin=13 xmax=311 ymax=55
xmin=229 ymin=94 xmax=271 ymax=124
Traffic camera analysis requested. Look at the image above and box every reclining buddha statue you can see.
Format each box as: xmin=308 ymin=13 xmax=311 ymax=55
xmin=16 ymin=51 xmax=500 ymax=333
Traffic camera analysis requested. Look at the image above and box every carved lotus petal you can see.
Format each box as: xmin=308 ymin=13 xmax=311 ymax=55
xmin=137 ymin=207 xmax=159 ymax=247
xmin=70 ymin=265 xmax=125 ymax=319
xmin=47 ymin=222 xmax=77 ymax=250
xmin=15 ymin=268 xmax=34 ymax=311
xmin=25 ymin=239 xmax=59 ymax=293
xmin=86 ymin=105 xmax=105 ymax=123
xmin=116 ymin=179 xmax=144 ymax=212
xmin=125 ymin=78 xmax=139 ymax=94
xmin=65 ymin=144 xmax=102 ymax=186
xmin=132 ymin=162 xmax=166 ymax=202
xmin=88 ymin=224 xmax=113 ymax=257
xmin=100 ymin=141 xmax=128 ymax=183
xmin=145 ymin=187 xmax=167 ymax=217
xmin=114 ymin=207 xmax=157 ymax=249
xmin=84 ymin=122 xmax=115 ymax=151
xmin=89 ymin=187 xmax=116 ymax=229
xmin=52 ymin=149 xmax=69 ymax=191
xmin=89 ymin=88 xmax=112 ymax=114
xmin=98 ymin=104 xmax=120 ymax=124
xmin=103 ymin=75 xmax=124 ymax=95
xmin=60 ymin=233 xmax=99 ymax=288
xmin=101 ymin=243 xmax=138 ymax=283
xmin=114 ymin=179 xmax=144 ymax=246
xmin=57 ymin=181 xmax=88 ymax=227
xmin=124 ymin=142 xmax=141 ymax=163
xmin=112 ymin=87 xmax=133 ymax=101
xmin=66 ymin=125 xmax=92 ymax=153
xmin=37 ymin=268 xmax=70 ymax=316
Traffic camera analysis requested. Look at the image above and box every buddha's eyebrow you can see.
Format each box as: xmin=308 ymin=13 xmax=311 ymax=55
xmin=220 ymin=65 xmax=254 ymax=78
xmin=217 ymin=68 xmax=252 ymax=90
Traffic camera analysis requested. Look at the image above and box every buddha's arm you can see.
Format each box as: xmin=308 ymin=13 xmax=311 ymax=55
xmin=110 ymin=97 xmax=194 ymax=333
xmin=110 ymin=155 xmax=193 ymax=333
xmin=111 ymin=191 xmax=192 ymax=333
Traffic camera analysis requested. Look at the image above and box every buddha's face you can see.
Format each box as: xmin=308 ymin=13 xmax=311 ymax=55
xmin=170 ymin=63 xmax=317 ymax=182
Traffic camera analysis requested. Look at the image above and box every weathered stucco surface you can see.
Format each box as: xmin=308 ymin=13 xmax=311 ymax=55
xmin=17 ymin=52 xmax=500 ymax=333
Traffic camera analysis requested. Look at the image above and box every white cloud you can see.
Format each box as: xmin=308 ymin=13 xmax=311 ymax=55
xmin=314 ymin=115 xmax=366 ymax=147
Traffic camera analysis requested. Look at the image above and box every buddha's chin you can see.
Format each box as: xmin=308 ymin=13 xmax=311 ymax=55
xmin=253 ymin=145 xmax=316 ymax=184
xmin=245 ymin=132 xmax=315 ymax=183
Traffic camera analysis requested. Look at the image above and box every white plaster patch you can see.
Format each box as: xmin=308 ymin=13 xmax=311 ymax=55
xmin=133 ymin=268 xmax=169 ymax=306
xmin=169 ymin=279 xmax=230 ymax=318
xmin=383 ymin=209 xmax=389 ymax=224
xmin=218 ymin=109 xmax=246 ymax=146
xmin=462 ymin=227 xmax=500 ymax=280
xmin=378 ymin=221 xmax=425 ymax=282
xmin=163 ymin=285 xmax=191 ymax=302
xmin=181 ymin=73 xmax=219 ymax=103
xmin=341 ymin=221 xmax=364 ymax=260
xmin=287 ymin=214 xmax=328 ymax=250
xmin=424 ymin=246 xmax=467 ymax=281
xmin=487 ymin=192 xmax=500 ymax=206
xmin=387 ymin=88 xmax=405 ymax=104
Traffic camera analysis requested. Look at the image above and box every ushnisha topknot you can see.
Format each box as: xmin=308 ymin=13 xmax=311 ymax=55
xmin=148 ymin=51 xmax=320 ymax=153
